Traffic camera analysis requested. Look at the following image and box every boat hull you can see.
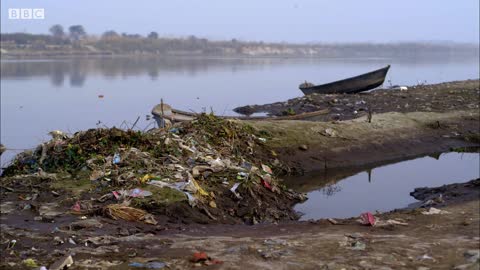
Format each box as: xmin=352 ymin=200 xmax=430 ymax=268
xmin=300 ymin=65 xmax=390 ymax=95
xmin=152 ymin=104 xmax=329 ymax=123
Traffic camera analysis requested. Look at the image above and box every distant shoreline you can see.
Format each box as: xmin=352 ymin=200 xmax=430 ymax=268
xmin=2 ymin=32 xmax=478 ymax=60
xmin=1 ymin=51 xmax=479 ymax=61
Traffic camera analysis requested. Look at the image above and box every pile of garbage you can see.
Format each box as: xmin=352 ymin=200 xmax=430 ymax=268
xmin=1 ymin=114 xmax=305 ymax=224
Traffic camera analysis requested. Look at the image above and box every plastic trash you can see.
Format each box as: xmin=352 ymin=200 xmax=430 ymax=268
xmin=112 ymin=188 xmax=153 ymax=200
xmin=53 ymin=236 xmax=64 ymax=245
xmin=182 ymin=176 xmax=209 ymax=197
xmin=230 ymin=183 xmax=241 ymax=199
xmin=147 ymin=180 xmax=175 ymax=188
xmin=327 ymin=218 xmax=339 ymax=225
xmin=190 ymin=252 xmax=223 ymax=265
xmin=376 ymin=219 xmax=409 ymax=227
xmin=323 ymin=128 xmax=338 ymax=137
xmin=128 ymin=188 xmax=153 ymax=198
xmin=169 ymin=127 xmax=180 ymax=133
xmin=241 ymin=162 xmax=252 ymax=171
xmin=7 ymin=239 xmax=16 ymax=249
xmin=419 ymin=254 xmax=434 ymax=261
xmin=209 ymin=201 xmax=217 ymax=208
xmin=71 ymin=201 xmax=82 ymax=212
xmin=230 ymin=183 xmax=240 ymax=193
xmin=261 ymin=179 xmax=273 ymax=191
xmin=209 ymin=158 xmax=225 ymax=172
xmin=48 ymin=130 xmax=67 ymax=140
xmin=360 ymin=212 xmax=376 ymax=226
xmin=112 ymin=191 xmax=121 ymax=200
xmin=185 ymin=192 xmax=197 ymax=206
xmin=140 ymin=174 xmax=155 ymax=184
xmin=191 ymin=252 xmax=209 ymax=262
xmin=49 ymin=255 xmax=74 ymax=270
xmin=23 ymin=258 xmax=38 ymax=268
xmin=350 ymin=241 xmax=366 ymax=251
xmin=261 ymin=164 xmax=273 ymax=174
xmin=113 ymin=153 xmax=121 ymax=164
xmin=237 ymin=172 xmax=248 ymax=180
xmin=129 ymin=261 xmax=166 ymax=269
xmin=422 ymin=207 xmax=449 ymax=215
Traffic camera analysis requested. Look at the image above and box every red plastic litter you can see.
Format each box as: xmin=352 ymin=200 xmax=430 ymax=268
xmin=261 ymin=179 xmax=273 ymax=191
xmin=360 ymin=212 xmax=376 ymax=226
xmin=191 ymin=252 xmax=208 ymax=262
xmin=71 ymin=201 xmax=81 ymax=212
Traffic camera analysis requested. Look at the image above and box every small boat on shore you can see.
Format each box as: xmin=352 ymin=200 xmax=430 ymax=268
xmin=151 ymin=103 xmax=329 ymax=123
xmin=299 ymin=65 xmax=391 ymax=95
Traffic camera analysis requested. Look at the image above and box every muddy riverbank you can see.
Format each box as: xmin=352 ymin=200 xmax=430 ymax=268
xmin=1 ymin=179 xmax=478 ymax=269
xmin=234 ymin=80 xmax=479 ymax=120
xmin=1 ymin=79 xmax=479 ymax=269
xmin=250 ymin=109 xmax=479 ymax=173
xmin=238 ymin=79 xmax=480 ymax=172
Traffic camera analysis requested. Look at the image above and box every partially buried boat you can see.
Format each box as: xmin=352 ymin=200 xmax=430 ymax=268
xmin=151 ymin=103 xmax=329 ymax=123
xmin=299 ymin=65 xmax=390 ymax=95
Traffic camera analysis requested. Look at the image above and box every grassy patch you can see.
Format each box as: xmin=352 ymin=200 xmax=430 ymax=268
xmin=132 ymin=185 xmax=187 ymax=209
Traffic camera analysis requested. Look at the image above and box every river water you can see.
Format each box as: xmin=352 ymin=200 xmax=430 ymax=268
xmin=1 ymin=56 xmax=479 ymax=165
xmin=293 ymin=152 xmax=480 ymax=220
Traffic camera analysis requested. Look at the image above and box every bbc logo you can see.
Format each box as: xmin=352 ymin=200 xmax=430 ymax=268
xmin=8 ymin=8 xmax=45 ymax=19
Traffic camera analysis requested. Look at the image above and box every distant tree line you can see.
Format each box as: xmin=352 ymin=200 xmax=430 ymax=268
xmin=1 ymin=24 xmax=478 ymax=58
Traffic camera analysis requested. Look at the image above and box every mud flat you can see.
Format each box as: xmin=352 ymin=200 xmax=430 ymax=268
xmin=0 ymin=80 xmax=479 ymax=269
xmin=1 ymin=179 xmax=478 ymax=269
xmin=250 ymin=109 xmax=479 ymax=173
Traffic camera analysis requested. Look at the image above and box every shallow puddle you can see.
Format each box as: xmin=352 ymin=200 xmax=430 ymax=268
xmin=293 ymin=152 xmax=480 ymax=220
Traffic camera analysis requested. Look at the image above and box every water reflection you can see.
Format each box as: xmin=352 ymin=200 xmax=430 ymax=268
xmin=321 ymin=184 xmax=342 ymax=197
xmin=294 ymin=152 xmax=480 ymax=220
xmin=2 ymin=56 xmax=478 ymax=87
xmin=0 ymin=57 xmax=288 ymax=86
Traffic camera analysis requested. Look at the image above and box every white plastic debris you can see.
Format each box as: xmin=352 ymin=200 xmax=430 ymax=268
xmin=113 ymin=153 xmax=121 ymax=164
xmin=422 ymin=207 xmax=450 ymax=215
xmin=323 ymin=128 xmax=338 ymax=137
xmin=230 ymin=183 xmax=240 ymax=193
xmin=209 ymin=158 xmax=226 ymax=172
xmin=230 ymin=182 xmax=242 ymax=199
xmin=49 ymin=255 xmax=74 ymax=270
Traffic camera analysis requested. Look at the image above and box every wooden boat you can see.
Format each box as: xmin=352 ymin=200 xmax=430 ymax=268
xmin=299 ymin=65 xmax=390 ymax=95
xmin=151 ymin=103 xmax=329 ymax=123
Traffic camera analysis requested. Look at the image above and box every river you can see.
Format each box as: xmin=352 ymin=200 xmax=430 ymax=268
xmin=1 ymin=56 xmax=478 ymax=165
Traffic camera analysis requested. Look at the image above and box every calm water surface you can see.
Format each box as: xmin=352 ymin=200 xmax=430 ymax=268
xmin=294 ymin=152 xmax=480 ymax=220
xmin=1 ymin=56 xmax=479 ymax=165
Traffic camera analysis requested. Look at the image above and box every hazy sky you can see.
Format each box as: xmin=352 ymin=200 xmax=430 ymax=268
xmin=1 ymin=0 xmax=479 ymax=43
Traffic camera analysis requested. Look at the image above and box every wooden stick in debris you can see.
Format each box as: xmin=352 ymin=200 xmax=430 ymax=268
xmin=39 ymin=143 xmax=47 ymax=165
xmin=161 ymin=99 xmax=164 ymax=116
xmin=367 ymin=108 xmax=373 ymax=123
xmin=131 ymin=116 xmax=141 ymax=130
